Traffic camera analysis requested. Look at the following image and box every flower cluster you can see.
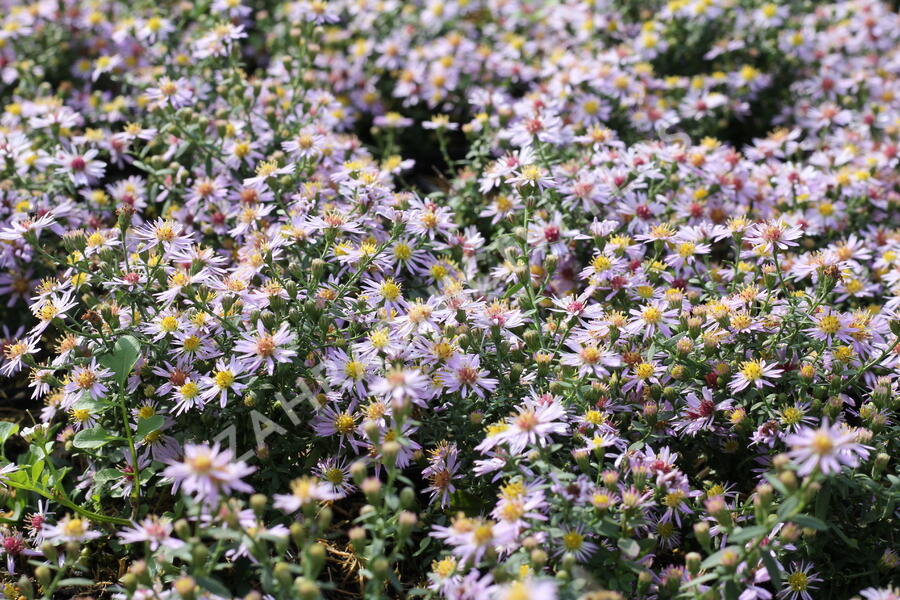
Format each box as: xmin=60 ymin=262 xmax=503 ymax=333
xmin=0 ymin=0 xmax=899 ymax=599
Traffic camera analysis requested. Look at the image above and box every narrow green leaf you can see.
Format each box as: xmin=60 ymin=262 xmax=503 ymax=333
xmin=761 ymin=550 xmax=781 ymax=589
xmin=196 ymin=577 xmax=231 ymax=598
xmin=791 ymin=514 xmax=828 ymax=531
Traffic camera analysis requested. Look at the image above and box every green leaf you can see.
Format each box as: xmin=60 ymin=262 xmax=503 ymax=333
xmin=777 ymin=494 xmax=800 ymax=519
xmin=760 ymin=550 xmax=781 ymax=589
xmin=725 ymin=580 xmax=740 ymax=600
xmin=94 ymin=468 xmax=124 ymax=484
xmin=73 ymin=427 xmax=115 ymax=449
xmin=700 ymin=548 xmax=727 ymax=570
xmin=791 ymin=514 xmax=828 ymax=531
xmin=729 ymin=525 xmax=768 ymax=543
xmin=196 ymin=577 xmax=232 ymax=598
xmin=58 ymin=578 xmax=97 ymax=587
xmin=617 ymin=537 xmax=640 ymax=559
xmin=0 ymin=421 xmax=19 ymax=445
xmin=135 ymin=415 xmax=165 ymax=441
xmin=99 ymin=335 xmax=141 ymax=387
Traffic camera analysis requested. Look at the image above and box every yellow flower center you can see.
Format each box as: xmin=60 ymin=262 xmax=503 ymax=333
xmin=379 ymin=279 xmax=402 ymax=301
xmin=180 ymin=382 xmax=199 ymax=398
xmin=811 ymin=432 xmax=833 ymax=455
xmin=64 ymin=519 xmax=86 ymax=537
xmin=579 ymin=346 xmax=601 ymax=364
xmin=740 ymin=361 xmax=763 ymax=381
xmin=160 ymin=315 xmax=179 ymax=332
xmin=787 ymin=571 xmax=808 ymax=591
xmin=642 ymin=307 xmax=661 ymax=323
xmin=334 ymin=413 xmax=356 ymax=434
xmin=635 ymin=362 xmax=654 ymax=379
xmin=344 ymin=361 xmax=365 ymax=380
xmin=818 ymin=315 xmax=841 ymax=335
xmin=562 ymin=531 xmax=584 ymax=550
xmin=473 ymin=524 xmax=494 ymax=545
xmin=190 ymin=454 xmax=213 ymax=473
xmin=214 ymin=370 xmax=235 ymax=389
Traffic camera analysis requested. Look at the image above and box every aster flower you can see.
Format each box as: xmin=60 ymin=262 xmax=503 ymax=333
xmin=163 ymin=443 xmax=255 ymax=504
xmin=243 ymin=159 xmax=295 ymax=191
xmin=439 ymin=354 xmax=497 ymax=399
xmin=555 ymin=525 xmax=598 ymax=562
xmin=730 ymin=359 xmax=783 ymax=393
xmin=423 ymin=442 xmax=461 ymax=508
xmin=370 ymin=367 xmax=430 ymax=408
xmin=29 ymin=291 xmax=78 ymax=337
xmin=273 ymin=476 xmax=336 ymax=513
xmin=146 ymin=77 xmax=193 ymax=109
xmin=498 ymin=393 xmax=568 ymax=454
xmin=118 ymin=516 xmax=185 ymax=551
xmin=777 ymin=562 xmax=822 ymax=600
xmin=0 ymin=529 xmax=41 ymax=573
xmin=233 ymin=321 xmax=297 ymax=375
xmin=132 ymin=219 xmax=194 ymax=255
xmin=1 ymin=337 xmax=38 ymax=376
xmin=561 ymin=340 xmax=620 ymax=377
xmin=42 ymin=515 xmax=102 ymax=544
xmin=786 ymin=419 xmax=871 ymax=476
xmin=746 ymin=219 xmax=803 ymax=254
xmin=55 ymin=148 xmax=106 ymax=187
xmin=313 ymin=457 xmax=355 ymax=500
xmin=490 ymin=579 xmax=557 ymax=600
xmin=200 ymin=357 xmax=249 ymax=408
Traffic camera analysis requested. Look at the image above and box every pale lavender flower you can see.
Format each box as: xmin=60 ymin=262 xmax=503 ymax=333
xmin=163 ymin=443 xmax=255 ymax=504
xmin=786 ymin=420 xmax=870 ymax=476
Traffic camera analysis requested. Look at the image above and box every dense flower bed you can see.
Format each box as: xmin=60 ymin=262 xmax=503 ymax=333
xmin=0 ymin=0 xmax=899 ymax=598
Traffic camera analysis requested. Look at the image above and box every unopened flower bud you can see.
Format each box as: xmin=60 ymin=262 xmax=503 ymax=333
xmin=362 ymin=477 xmax=382 ymax=502
xmin=130 ymin=560 xmax=150 ymax=584
xmin=398 ymin=510 xmax=417 ymax=536
xmin=250 ymin=494 xmax=267 ymax=516
xmin=119 ymin=572 xmax=137 ymax=594
xmin=294 ymin=577 xmax=320 ymax=600
xmin=772 ymin=453 xmax=790 ymax=472
xmin=720 ymin=548 xmax=739 ymax=569
xmin=778 ymin=470 xmax=798 ymax=491
xmin=349 ymin=526 xmax=367 ymax=553
xmin=350 ymin=460 xmax=367 ymax=484
xmin=309 ymin=542 xmax=326 ymax=577
xmin=381 ymin=440 xmax=400 ymax=467
xmin=780 ymin=522 xmax=801 ymax=542
xmin=400 ymin=486 xmax=416 ymax=509
xmin=694 ymin=521 xmax=711 ymax=549
xmin=39 ymin=542 xmax=57 ymax=564
xmin=174 ymin=576 xmax=196 ymax=600
xmin=637 ymin=570 xmax=653 ymax=594
xmin=543 ymin=254 xmax=558 ymax=275
xmin=705 ymin=496 xmax=732 ymax=529
xmin=685 ymin=552 xmax=701 ymax=576
xmin=274 ymin=562 xmax=293 ymax=588
xmin=290 ymin=522 xmax=307 ymax=547
xmin=372 ymin=557 xmax=390 ymax=580
xmin=756 ymin=483 xmax=773 ymax=508
xmin=874 ymin=452 xmax=890 ymax=476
